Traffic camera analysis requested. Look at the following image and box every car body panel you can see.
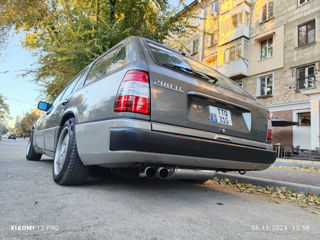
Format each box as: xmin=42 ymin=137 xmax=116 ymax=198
xmin=140 ymin=39 xmax=268 ymax=143
xmin=75 ymin=118 xmax=273 ymax=170
xmin=32 ymin=36 xmax=276 ymax=171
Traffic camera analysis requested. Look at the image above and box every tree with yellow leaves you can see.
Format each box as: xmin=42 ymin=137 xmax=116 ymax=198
xmin=0 ymin=0 xmax=191 ymax=101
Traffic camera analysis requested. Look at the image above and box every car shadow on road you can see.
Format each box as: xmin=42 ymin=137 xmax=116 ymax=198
xmin=82 ymin=167 xmax=239 ymax=203
xmin=37 ymin=160 xmax=239 ymax=203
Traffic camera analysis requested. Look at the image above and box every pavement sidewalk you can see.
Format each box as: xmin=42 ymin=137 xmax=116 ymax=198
xmin=273 ymin=158 xmax=320 ymax=169
xmin=215 ymin=158 xmax=320 ymax=194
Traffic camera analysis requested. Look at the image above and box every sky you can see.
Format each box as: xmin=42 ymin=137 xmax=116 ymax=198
xmin=0 ymin=0 xmax=194 ymax=128
xmin=0 ymin=33 xmax=42 ymax=128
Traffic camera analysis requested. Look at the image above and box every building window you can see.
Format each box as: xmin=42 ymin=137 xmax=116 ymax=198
xmin=298 ymin=0 xmax=311 ymax=6
xmin=224 ymin=48 xmax=230 ymax=63
xmin=298 ymin=112 xmax=311 ymax=126
xmin=230 ymin=46 xmax=235 ymax=62
xmin=261 ymin=1 xmax=274 ymax=22
xmin=245 ymin=11 xmax=250 ymax=26
xmin=192 ymin=39 xmax=199 ymax=55
xmin=232 ymin=14 xmax=238 ymax=28
xmin=232 ymin=12 xmax=243 ymax=29
xmin=260 ymin=38 xmax=273 ymax=60
xmin=298 ymin=20 xmax=315 ymax=47
xmin=194 ymin=13 xmax=201 ymax=26
xmin=209 ymin=33 xmax=215 ymax=46
xmin=296 ymin=64 xmax=316 ymax=90
xmin=211 ymin=1 xmax=218 ymax=15
xmin=178 ymin=26 xmax=186 ymax=36
xmin=236 ymin=43 xmax=242 ymax=59
xmin=258 ymin=74 xmax=273 ymax=97
xmin=243 ymin=39 xmax=248 ymax=59
xmin=235 ymin=79 xmax=243 ymax=87
xmin=224 ymin=42 xmax=243 ymax=63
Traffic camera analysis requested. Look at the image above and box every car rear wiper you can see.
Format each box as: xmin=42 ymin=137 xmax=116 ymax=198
xmin=162 ymin=64 xmax=218 ymax=84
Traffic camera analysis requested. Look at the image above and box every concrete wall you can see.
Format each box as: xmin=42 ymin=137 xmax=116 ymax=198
xmin=248 ymin=25 xmax=284 ymax=76
xmin=247 ymin=0 xmax=320 ymax=106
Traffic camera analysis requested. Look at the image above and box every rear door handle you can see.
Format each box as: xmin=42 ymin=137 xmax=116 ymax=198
xmin=61 ymin=99 xmax=69 ymax=106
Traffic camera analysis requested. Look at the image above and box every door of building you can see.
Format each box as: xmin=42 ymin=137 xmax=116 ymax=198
xmin=293 ymin=111 xmax=311 ymax=150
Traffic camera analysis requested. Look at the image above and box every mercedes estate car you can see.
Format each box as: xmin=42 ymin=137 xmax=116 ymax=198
xmin=26 ymin=36 xmax=276 ymax=185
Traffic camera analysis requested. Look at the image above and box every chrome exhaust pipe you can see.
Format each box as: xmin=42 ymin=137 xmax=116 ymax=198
xmin=139 ymin=166 xmax=157 ymax=178
xmin=157 ymin=167 xmax=169 ymax=179
xmin=172 ymin=169 xmax=216 ymax=180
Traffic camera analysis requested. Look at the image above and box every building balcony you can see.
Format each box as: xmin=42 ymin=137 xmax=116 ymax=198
xmin=219 ymin=24 xmax=249 ymax=46
xmin=220 ymin=0 xmax=252 ymax=14
xmin=216 ymin=58 xmax=248 ymax=79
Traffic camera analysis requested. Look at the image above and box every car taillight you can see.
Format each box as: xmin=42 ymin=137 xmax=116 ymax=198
xmin=267 ymin=112 xmax=272 ymax=143
xmin=114 ymin=70 xmax=150 ymax=115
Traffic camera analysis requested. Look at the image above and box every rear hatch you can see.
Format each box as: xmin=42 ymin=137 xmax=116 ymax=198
xmin=143 ymin=41 xmax=268 ymax=143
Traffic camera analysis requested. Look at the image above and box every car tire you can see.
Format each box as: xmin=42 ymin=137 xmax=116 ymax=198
xmin=26 ymin=133 xmax=42 ymax=161
xmin=53 ymin=118 xmax=90 ymax=185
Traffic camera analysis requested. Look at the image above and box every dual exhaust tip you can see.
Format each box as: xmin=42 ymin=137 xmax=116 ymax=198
xmin=141 ymin=166 xmax=217 ymax=180
xmin=142 ymin=166 xmax=171 ymax=179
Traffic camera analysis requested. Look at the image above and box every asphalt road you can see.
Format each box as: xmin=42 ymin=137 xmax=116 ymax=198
xmin=0 ymin=139 xmax=319 ymax=240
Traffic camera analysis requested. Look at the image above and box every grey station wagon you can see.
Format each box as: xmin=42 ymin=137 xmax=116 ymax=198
xmin=26 ymin=36 xmax=276 ymax=185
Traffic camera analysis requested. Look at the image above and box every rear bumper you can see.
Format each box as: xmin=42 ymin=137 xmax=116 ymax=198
xmin=75 ymin=118 xmax=276 ymax=170
xmin=110 ymin=128 xmax=276 ymax=167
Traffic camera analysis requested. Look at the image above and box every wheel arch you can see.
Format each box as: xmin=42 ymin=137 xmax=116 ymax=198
xmin=60 ymin=111 xmax=76 ymax=127
xmin=54 ymin=110 xmax=78 ymax=149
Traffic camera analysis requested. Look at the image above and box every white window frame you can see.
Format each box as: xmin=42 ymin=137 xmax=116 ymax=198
xmin=298 ymin=0 xmax=311 ymax=6
xmin=209 ymin=32 xmax=215 ymax=46
xmin=192 ymin=39 xmax=199 ymax=55
xmin=260 ymin=1 xmax=275 ymax=23
xmin=244 ymin=11 xmax=250 ymax=26
xmin=257 ymin=72 xmax=274 ymax=97
xmin=260 ymin=37 xmax=273 ymax=60
xmin=231 ymin=11 xmax=243 ymax=29
xmin=223 ymin=39 xmax=246 ymax=64
xmin=211 ymin=1 xmax=218 ymax=15
xmin=296 ymin=64 xmax=316 ymax=90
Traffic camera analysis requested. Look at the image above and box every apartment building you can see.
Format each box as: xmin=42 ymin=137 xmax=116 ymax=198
xmin=245 ymin=0 xmax=320 ymax=151
xmin=168 ymin=0 xmax=320 ymax=151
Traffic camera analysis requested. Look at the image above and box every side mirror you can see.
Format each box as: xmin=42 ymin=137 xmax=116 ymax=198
xmin=38 ymin=101 xmax=51 ymax=111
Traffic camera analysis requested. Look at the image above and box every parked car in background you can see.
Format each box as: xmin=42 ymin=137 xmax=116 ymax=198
xmin=2 ymin=134 xmax=9 ymax=139
xmin=26 ymin=36 xmax=276 ymax=186
xmin=8 ymin=134 xmax=16 ymax=140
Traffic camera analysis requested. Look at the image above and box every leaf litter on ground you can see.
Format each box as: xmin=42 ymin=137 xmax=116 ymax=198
xmin=206 ymin=177 xmax=320 ymax=209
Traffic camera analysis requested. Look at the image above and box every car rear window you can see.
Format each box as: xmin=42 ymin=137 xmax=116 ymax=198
xmin=147 ymin=42 xmax=252 ymax=98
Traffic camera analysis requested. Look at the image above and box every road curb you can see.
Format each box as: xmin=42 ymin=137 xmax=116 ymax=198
xmin=215 ymin=173 xmax=320 ymax=195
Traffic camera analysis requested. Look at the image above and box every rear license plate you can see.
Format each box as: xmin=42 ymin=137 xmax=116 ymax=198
xmin=209 ymin=106 xmax=233 ymax=126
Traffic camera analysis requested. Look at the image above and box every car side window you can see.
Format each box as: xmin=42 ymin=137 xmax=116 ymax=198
xmin=51 ymin=88 xmax=67 ymax=107
xmin=73 ymin=68 xmax=89 ymax=93
xmin=61 ymin=74 xmax=82 ymax=100
xmin=85 ymin=45 xmax=126 ymax=84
